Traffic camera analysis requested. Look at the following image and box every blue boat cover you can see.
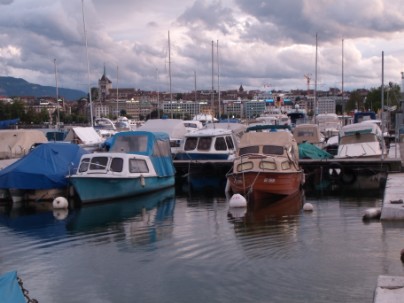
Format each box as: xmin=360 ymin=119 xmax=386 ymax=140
xmin=0 ymin=271 xmax=26 ymax=303
xmin=0 ymin=118 xmax=20 ymax=129
xmin=0 ymin=143 xmax=89 ymax=189
xmin=108 ymin=131 xmax=175 ymax=177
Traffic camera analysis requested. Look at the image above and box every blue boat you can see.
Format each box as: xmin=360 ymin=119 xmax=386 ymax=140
xmin=0 ymin=143 xmax=88 ymax=202
xmin=69 ymin=131 xmax=175 ymax=204
xmin=0 ymin=271 xmax=34 ymax=303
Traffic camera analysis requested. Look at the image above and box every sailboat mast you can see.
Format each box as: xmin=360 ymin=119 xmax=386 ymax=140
xmin=211 ymin=40 xmax=214 ymax=114
xmin=168 ymin=31 xmax=173 ymax=119
xmin=116 ymin=65 xmax=119 ymax=118
xmin=342 ymin=38 xmax=344 ymax=113
xmin=54 ymin=58 xmax=59 ymax=127
xmin=217 ymin=40 xmax=221 ymax=118
xmin=314 ymin=33 xmax=318 ymax=116
xmin=81 ymin=0 xmax=94 ymax=127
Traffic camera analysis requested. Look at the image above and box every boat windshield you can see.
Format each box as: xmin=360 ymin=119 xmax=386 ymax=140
xmin=110 ymin=135 xmax=148 ymax=153
xmin=340 ymin=133 xmax=378 ymax=144
xmin=263 ymin=145 xmax=284 ymax=155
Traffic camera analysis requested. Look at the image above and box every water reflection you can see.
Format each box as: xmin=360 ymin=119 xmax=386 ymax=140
xmin=228 ymin=190 xmax=304 ymax=224
xmin=0 ymin=188 xmax=176 ymax=247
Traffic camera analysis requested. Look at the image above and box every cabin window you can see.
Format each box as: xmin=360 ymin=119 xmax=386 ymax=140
xmin=281 ymin=161 xmax=291 ymax=170
xmin=110 ymin=135 xmax=148 ymax=153
xmin=90 ymin=157 xmax=109 ymax=170
xmin=197 ymin=137 xmax=212 ymax=151
xmin=239 ymin=146 xmax=259 ymax=156
xmin=78 ymin=158 xmax=90 ymax=172
xmin=110 ymin=158 xmax=124 ymax=172
xmin=215 ymin=137 xmax=227 ymax=151
xmin=259 ymin=161 xmax=276 ymax=170
xmin=263 ymin=145 xmax=284 ymax=155
xmin=184 ymin=137 xmax=198 ymax=151
xmin=129 ymin=159 xmax=149 ymax=173
xmin=237 ymin=161 xmax=253 ymax=172
xmin=225 ymin=136 xmax=235 ymax=149
xmin=153 ymin=140 xmax=172 ymax=156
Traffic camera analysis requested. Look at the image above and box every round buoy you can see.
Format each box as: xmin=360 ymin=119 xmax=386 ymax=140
xmin=303 ymin=203 xmax=314 ymax=211
xmin=362 ymin=208 xmax=381 ymax=221
xmin=52 ymin=196 xmax=69 ymax=209
xmin=53 ymin=209 xmax=69 ymax=220
xmin=229 ymin=194 xmax=247 ymax=208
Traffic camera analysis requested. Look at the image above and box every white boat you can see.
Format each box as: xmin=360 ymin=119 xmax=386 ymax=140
xmin=316 ymin=113 xmax=341 ymax=139
xmin=0 ymin=129 xmax=48 ymax=170
xmin=174 ymin=127 xmax=242 ymax=192
xmin=292 ymin=123 xmax=325 ymax=149
xmin=334 ymin=122 xmax=387 ymax=159
xmin=175 ymin=127 xmax=239 ymax=161
xmin=63 ymin=126 xmax=104 ymax=152
xmin=137 ymin=118 xmax=187 ymax=157
xmin=69 ymin=131 xmax=175 ymax=204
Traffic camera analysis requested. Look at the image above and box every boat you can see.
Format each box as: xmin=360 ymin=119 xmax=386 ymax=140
xmin=0 ymin=270 xmax=36 ymax=303
xmin=63 ymin=126 xmax=104 ymax=152
xmin=174 ymin=126 xmax=243 ymax=192
xmin=0 ymin=143 xmax=88 ymax=203
xmin=0 ymin=129 xmax=48 ymax=169
xmin=292 ymin=123 xmax=326 ymax=149
xmin=137 ymin=118 xmax=187 ymax=157
xmin=69 ymin=131 xmax=176 ymax=204
xmin=316 ymin=113 xmax=341 ymax=139
xmin=335 ymin=122 xmax=387 ymax=159
xmin=226 ymin=131 xmax=304 ymax=200
xmin=175 ymin=127 xmax=240 ymax=161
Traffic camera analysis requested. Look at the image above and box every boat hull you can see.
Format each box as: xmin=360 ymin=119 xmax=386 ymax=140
xmin=227 ymin=171 xmax=304 ymax=198
xmin=70 ymin=176 xmax=175 ymax=204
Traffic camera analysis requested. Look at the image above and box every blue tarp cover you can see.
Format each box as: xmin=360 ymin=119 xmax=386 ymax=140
xmin=0 ymin=118 xmax=20 ymax=129
xmin=0 ymin=143 xmax=89 ymax=189
xmin=0 ymin=271 xmax=26 ymax=303
xmin=298 ymin=142 xmax=333 ymax=159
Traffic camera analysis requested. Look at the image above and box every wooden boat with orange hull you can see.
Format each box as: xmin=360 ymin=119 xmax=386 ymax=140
xmin=226 ymin=131 xmax=304 ymax=200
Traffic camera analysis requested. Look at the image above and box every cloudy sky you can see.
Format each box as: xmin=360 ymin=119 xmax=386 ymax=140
xmin=1 ymin=0 xmax=404 ymax=95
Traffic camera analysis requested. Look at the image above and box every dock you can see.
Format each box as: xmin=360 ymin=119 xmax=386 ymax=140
xmin=373 ymin=142 xmax=404 ymax=303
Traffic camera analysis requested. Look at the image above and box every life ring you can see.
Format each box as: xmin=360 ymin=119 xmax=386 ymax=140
xmin=339 ymin=168 xmax=357 ymax=185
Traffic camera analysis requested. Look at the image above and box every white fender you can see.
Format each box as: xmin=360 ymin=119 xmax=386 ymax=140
xmin=303 ymin=203 xmax=314 ymax=211
xmin=229 ymin=194 xmax=247 ymax=208
xmin=52 ymin=196 xmax=69 ymax=209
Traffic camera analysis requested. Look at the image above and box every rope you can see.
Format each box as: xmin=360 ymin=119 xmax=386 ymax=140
xmin=17 ymin=276 xmax=38 ymax=303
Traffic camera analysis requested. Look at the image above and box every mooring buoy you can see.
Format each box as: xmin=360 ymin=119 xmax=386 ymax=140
xmin=52 ymin=196 xmax=69 ymax=209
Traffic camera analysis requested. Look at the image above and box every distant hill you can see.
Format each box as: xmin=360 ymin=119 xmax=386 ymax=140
xmin=0 ymin=76 xmax=86 ymax=101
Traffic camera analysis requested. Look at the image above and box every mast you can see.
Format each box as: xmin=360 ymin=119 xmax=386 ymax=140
xmin=381 ymin=51 xmax=386 ymax=159
xmin=342 ymin=38 xmax=344 ymax=114
xmin=211 ymin=40 xmax=214 ymax=114
xmin=168 ymin=30 xmax=173 ymax=119
xmin=217 ymin=40 xmax=221 ymax=118
xmin=54 ymin=58 xmax=59 ymax=128
xmin=314 ymin=33 xmax=318 ymax=117
xmin=194 ymin=70 xmax=197 ymax=117
xmin=81 ymin=0 xmax=94 ymax=127
xmin=116 ymin=65 xmax=119 ymax=118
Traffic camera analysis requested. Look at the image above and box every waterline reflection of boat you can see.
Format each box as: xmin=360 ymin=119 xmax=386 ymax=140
xmin=229 ymin=190 xmax=304 ymax=223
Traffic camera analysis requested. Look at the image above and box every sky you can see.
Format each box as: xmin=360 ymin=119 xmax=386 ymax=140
xmin=1 ymin=0 xmax=404 ymax=95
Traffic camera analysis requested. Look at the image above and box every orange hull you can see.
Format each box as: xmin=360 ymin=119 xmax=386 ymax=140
xmin=227 ymin=171 xmax=304 ymax=198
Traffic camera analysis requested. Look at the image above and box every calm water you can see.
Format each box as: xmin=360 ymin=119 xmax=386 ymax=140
xmin=1 ymin=187 xmax=404 ymax=303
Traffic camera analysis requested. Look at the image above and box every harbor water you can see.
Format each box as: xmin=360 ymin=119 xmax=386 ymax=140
xmin=1 ymin=187 xmax=404 ymax=303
